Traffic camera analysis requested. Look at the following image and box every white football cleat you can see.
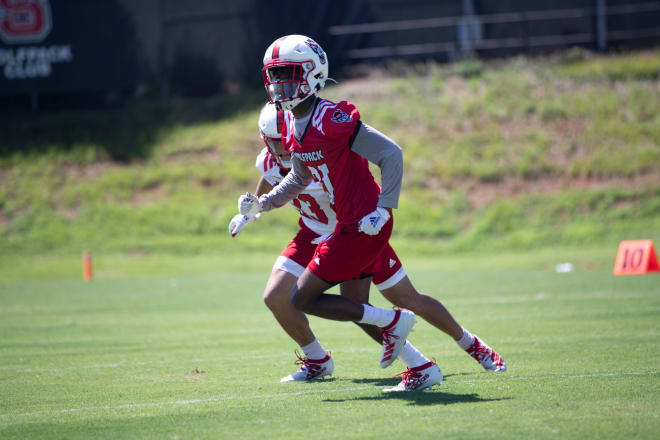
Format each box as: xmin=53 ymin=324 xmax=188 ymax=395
xmin=466 ymin=334 xmax=506 ymax=372
xmin=280 ymin=350 xmax=334 ymax=382
xmin=383 ymin=361 xmax=443 ymax=392
xmin=380 ymin=309 xmax=416 ymax=368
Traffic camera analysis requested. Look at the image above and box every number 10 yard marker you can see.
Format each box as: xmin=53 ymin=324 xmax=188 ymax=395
xmin=613 ymin=240 xmax=659 ymax=276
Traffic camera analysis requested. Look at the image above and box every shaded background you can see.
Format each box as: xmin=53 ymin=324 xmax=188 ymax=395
xmin=1 ymin=0 xmax=659 ymax=110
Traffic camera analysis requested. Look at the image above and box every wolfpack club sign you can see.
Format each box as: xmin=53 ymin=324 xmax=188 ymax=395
xmin=0 ymin=0 xmax=52 ymax=44
xmin=0 ymin=0 xmax=72 ymax=80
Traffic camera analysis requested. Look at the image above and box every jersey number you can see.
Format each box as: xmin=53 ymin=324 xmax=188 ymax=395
xmin=292 ymin=194 xmax=329 ymax=224
xmin=308 ymin=163 xmax=335 ymax=205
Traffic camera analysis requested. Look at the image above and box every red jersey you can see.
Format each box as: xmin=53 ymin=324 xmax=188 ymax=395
xmin=282 ymin=99 xmax=380 ymax=224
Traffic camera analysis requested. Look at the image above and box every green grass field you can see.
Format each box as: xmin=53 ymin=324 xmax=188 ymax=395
xmin=1 ymin=252 xmax=658 ymax=439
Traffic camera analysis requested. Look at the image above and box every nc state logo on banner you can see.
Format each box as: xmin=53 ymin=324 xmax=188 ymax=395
xmin=0 ymin=0 xmax=52 ymax=44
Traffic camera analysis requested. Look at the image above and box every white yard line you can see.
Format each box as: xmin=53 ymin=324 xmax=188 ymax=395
xmin=0 ymin=353 xmax=286 ymax=373
xmin=1 ymin=370 xmax=658 ymax=420
xmin=1 ymin=347 xmax=398 ymax=373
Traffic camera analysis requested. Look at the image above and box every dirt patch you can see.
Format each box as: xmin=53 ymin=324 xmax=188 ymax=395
xmin=324 ymin=70 xmax=395 ymax=102
xmin=461 ymin=172 xmax=659 ymax=209
xmin=65 ymin=162 xmax=111 ymax=181
xmin=55 ymin=203 xmax=81 ymax=221
xmin=547 ymin=117 xmax=591 ymax=165
xmin=0 ymin=209 xmax=8 ymax=227
xmin=131 ymin=183 xmax=168 ymax=207
xmin=229 ymin=138 xmax=262 ymax=157
xmin=165 ymin=145 xmax=219 ymax=163
xmin=186 ymin=367 xmax=208 ymax=381
xmin=0 ymin=166 xmax=11 ymax=184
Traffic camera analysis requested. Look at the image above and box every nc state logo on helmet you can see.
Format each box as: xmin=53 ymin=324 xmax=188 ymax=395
xmin=262 ymin=35 xmax=329 ymax=111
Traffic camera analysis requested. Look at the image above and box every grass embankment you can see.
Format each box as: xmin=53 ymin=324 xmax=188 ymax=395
xmin=1 ymin=48 xmax=659 ymax=260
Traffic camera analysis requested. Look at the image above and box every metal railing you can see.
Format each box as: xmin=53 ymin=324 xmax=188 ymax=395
xmin=328 ymin=1 xmax=660 ymax=60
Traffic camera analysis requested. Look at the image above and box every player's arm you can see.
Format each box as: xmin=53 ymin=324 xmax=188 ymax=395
xmin=351 ymin=123 xmax=403 ymax=209
xmin=258 ymin=156 xmax=312 ymax=211
xmin=255 ymin=176 xmax=274 ymax=197
xmin=239 ymin=157 xmax=312 ymax=215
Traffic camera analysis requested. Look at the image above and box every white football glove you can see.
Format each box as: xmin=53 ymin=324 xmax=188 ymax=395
xmin=238 ymin=192 xmax=263 ymax=216
xmin=358 ymin=207 xmax=391 ymax=236
xmin=228 ymin=213 xmax=259 ymax=237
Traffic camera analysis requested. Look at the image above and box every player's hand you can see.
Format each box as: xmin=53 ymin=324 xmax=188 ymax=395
xmin=228 ymin=213 xmax=258 ymax=237
xmin=238 ymin=192 xmax=262 ymax=216
xmin=358 ymin=207 xmax=391 ymax=236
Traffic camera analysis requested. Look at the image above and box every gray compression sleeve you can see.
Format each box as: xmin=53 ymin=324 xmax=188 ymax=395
xmin=258 ymin=156 xmax=312 ymax=211
xmin=351 ymin=123 xmax=403 ymax=209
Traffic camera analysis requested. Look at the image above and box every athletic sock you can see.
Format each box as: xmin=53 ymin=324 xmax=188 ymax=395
xmin=455 ymin=327 xmax=476 ymax=350
xmin=300 ymin=338 xmax=326 ymax=360
xmin=398 ymin=341 xmax=430 ymax=368
xmin=358 ymin=304 xmax=396 ymax=328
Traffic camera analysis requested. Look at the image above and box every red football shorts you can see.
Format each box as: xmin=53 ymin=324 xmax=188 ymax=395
xmin=372 ymin=244 xmax=406 ymax=290
xmin=274 ymin=218 xmax=406 ymax=289
xmin=273 ymin=219 xmax=318 ymax=278
xmin=308 ymin=215 xmax=394 ymax=283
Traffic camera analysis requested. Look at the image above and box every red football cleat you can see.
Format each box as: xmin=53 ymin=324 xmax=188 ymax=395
xmin=383 ymin=361 xmax=443 ymax=392
xmin=380 ymin=309 xmax=416 ymax=368
xmin=466 ymin=335 xmax=506 ymax=372
xmin=280 ymin=350 xmax=334 ymax=382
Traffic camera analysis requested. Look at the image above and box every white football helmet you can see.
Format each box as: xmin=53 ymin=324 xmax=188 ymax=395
xmin=258 ymin=102 xmax=291 ymax=168
xmin=262 ymin=35 xmax=329 ymax=111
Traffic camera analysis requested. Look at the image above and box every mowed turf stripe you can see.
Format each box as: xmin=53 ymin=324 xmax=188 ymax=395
xmin=1 ymin=370 xmax=658 ymax=420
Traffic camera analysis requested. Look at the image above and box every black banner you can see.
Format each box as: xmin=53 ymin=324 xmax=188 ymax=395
xmin=0 ymin=0 xmax=146 ymax=94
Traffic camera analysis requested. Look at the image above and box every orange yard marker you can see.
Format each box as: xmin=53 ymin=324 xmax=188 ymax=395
xmin=82 ymin=251 xmax=93 ymax=281
xmin=613 ymin=240 xmax=659 ymax=276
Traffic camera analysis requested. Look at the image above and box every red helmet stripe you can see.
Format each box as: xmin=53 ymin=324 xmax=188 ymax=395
xmin=276 ymin=110 xmax=284 ymax=135
xmin=272 ymin=36 xmax=287 ymax=59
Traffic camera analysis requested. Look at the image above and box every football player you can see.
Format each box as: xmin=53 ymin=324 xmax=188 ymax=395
xmin=239 ymin=35 xmax=505 ymax=388
xmin=238 ymin=34 xmax=416 ymax=371
xmin=232 ymin=101 xmax=505 ymax=390
xmin=231 ymin=103 xmax=443 ymax=391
